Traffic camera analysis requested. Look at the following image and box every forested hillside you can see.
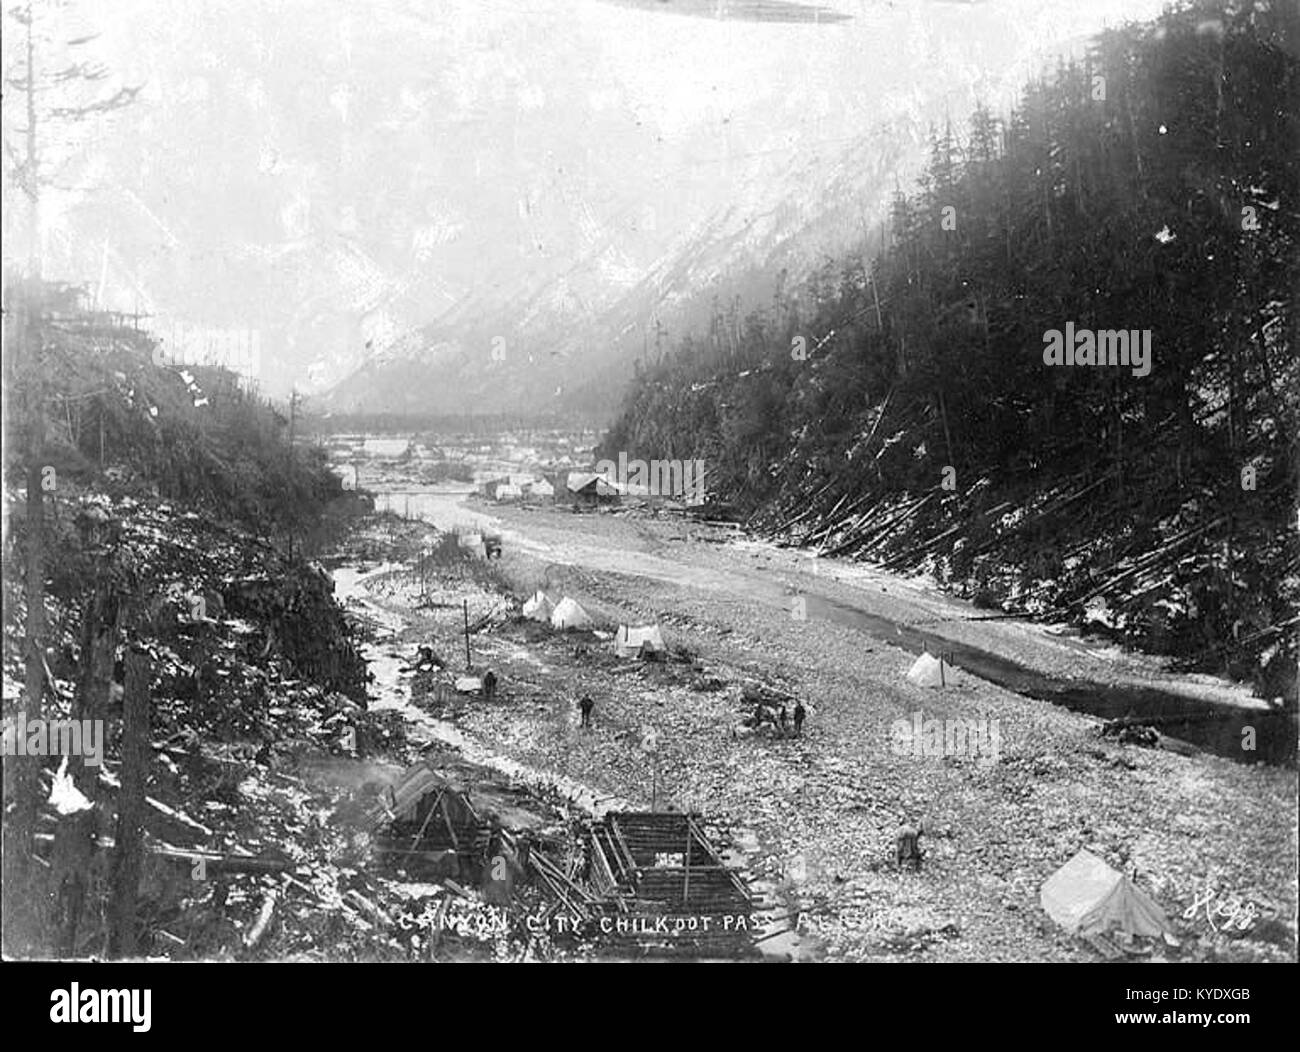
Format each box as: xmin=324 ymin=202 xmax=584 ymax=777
xmin=600 ymin=0 xmax=1299 ymax=700
xmin=2 ymin=275 xmax=372 ymax=956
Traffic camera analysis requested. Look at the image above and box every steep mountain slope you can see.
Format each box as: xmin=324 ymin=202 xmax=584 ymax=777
xmin=321 ymin=89 xmax=991 ymax=417
xmin=598 ymin=0 xmax=1300 ymax=707
xmin=307 ymin=1 xmax=1174 ymax=416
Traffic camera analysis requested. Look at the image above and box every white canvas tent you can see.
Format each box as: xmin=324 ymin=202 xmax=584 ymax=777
xmin=1040 ymin=849 xmax=1172 ymax=941
xmin=522 ymin=591 xmax=555 ymax=622
xmin=495 ymin=484 xmax=524 ymax=501
xmin=550 ymin=597 xmax=593 ymax=630
xmin=614 ymin=624 xmax=665 ymax=658
xmin=907 ymin=652 xmax=954 ymax=687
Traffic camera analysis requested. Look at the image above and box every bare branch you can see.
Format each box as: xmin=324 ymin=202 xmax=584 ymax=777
xmin=49 ymin=84 xmax=142 ymax=121
xmin=50 ymin=61 xmax=109 ymax=83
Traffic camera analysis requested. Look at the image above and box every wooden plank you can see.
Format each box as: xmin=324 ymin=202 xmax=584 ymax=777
xmin=411 ymin=789 xmax=443 ymax=849
xmin=596 ymin=827 xmax=629 ymax=884
xmin=440 ymin=792 xmax=459 ymax=850
xmin=374 ymin=846 xmax=458 ymax=862
xmin=683 ymin=824 xmax=692 ymax=906
xmin=688 ymin=816 xmax=751 ymax=901
xmin=533 ymin=850 xmax=600 ymax=904
xmin=589 ymin=829 xmax=618 ymax=890
xmin=609 ymin=818 xmax=639 ymax=879
xmin=536 ymin=865 xmax=587 ymax=920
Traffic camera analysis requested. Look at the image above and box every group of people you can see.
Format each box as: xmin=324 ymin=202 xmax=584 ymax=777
xmin=751 ymin=700 xmax=807 ymax=737
xmin=579 ymin=692 xmax=808 ymax=740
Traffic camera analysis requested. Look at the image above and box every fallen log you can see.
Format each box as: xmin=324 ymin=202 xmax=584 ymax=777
xmin=31 ymin=834 xmax=292 ymax=874
xmin=825 ymin=493 xmax=933 ymax=558
xmin=534 ymin=866 xmax=589 ymax=921
xmin=1075 ymin=516 xmax=1226 ymax=606
xmin=531 ymin=849 xmax=599 ymax=904
xmin=345 ymin=889 xmax=393 ymax=928
xmin=443 ymin=878 xmax=472 ymax=899
xmin=155 ymin=845 xmax=292 ymax=875
xmin=243 ymin=890 xmax=278 ymax=949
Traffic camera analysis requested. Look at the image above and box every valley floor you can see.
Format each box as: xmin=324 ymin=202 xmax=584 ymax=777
xmin=358 ymin=498 xmax=1297 ymax=962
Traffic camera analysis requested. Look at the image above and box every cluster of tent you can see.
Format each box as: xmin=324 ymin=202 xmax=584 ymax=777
xmin=484 ymin=476 xmax=555 ymax=502
xmin=521 ymin=590 xmax=665 ymax=657
xmin=523 ymin=591 xmax=594 ymax=630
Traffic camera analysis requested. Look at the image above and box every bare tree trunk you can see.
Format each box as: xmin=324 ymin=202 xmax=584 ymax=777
xmin=23 ymin=3 xmax=42 ymax=274
xmin=15 ymin=458 xmax=46 ymax=843
xmin=109 ymin=649 xmax=150 ymax=957
xmin=3 ymin=288 xmax=46 ymax=952
xmin=12 ymin=5 xmax=49 ymax=907
xmin=51 ymin=588 xmax=117 ymax=956
xmin=937 ymin=389 xmax=955 ymax=468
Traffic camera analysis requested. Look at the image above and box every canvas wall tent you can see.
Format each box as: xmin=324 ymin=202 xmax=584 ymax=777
xmin=495 ymin=484 xmax=524 ymax=501
xmin=907 ymin=652 xmax=954 ymax=687
xmin=523 ymin=591 xmax=555 ymax=622
xmin=551 ymin=597 xmax=593 ymax=630
xmin=527 ymin=478 xmax=555 ymax=499
xmin=1041 ymin=849 xmax=1172 ymax=941
xmin=362 ymin=762 xmax=523 ymax=885
xmin=362 ymin=764 xmax=490 ymax=850
xmin=615 ymin=624 xmax=665 ymax=658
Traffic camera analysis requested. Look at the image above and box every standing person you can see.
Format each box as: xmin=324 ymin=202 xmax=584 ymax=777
xmin=895 ymin=818 xmax=924 ymax=872
xmin=779 ymin=705 xmax=789 ymax=735
xmin=579 ymin=694 xmax=594 ymax=728
xmin=793 ymin=701 xmax=806 ymax=737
